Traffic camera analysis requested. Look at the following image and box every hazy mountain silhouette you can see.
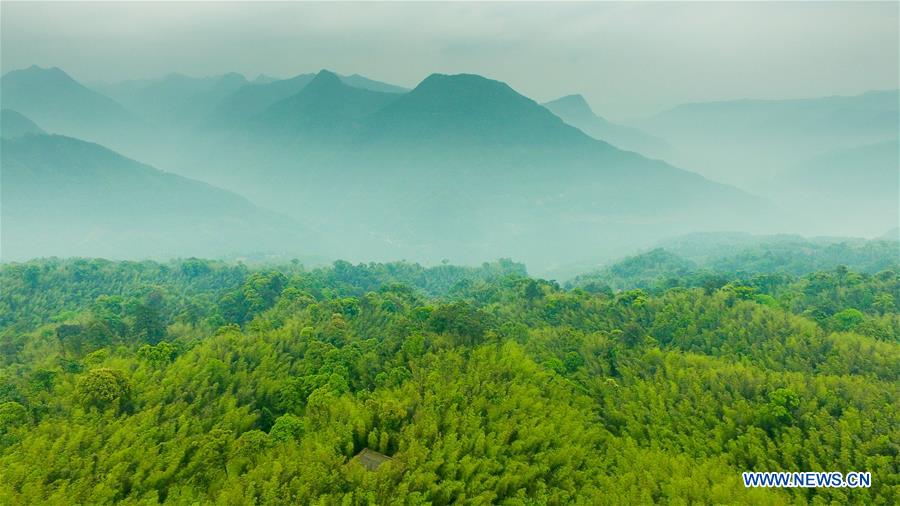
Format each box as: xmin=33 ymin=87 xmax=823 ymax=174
xmin=247 ymin=70 xmax=401 ymax=141
xmin=362 ymin=73 xmax=582 ymax=145
xmin=0 ymin=109 xmax=45 ymax=138
xmin=1 ymin=133 xmax=309 ymax=261
xmin=95 ymin=72 xmax=249 ymax=126
xmin=196 ymin=72 xmax=765 ymax=268
xmin=206 ymin=73 xmax=317 ymax=126
xmin=786 ymin=139 xmax=899 ymax=197
xmin=631 ymin=90 xmax=900 ymax=188
xmin=207 ymin=71 xmax=407 ymax=127
xmin=770 ymin=139 xmax=900 ymax=236
xmin=543 ymin=94 xmax=669 ymax=158
xmin=252 ymin=74 xmax=280 ymax=84
xmin=1 ymin=66 xmax=135 ymax=140
xmin=339 ymin=73 xmax=408 ymax=94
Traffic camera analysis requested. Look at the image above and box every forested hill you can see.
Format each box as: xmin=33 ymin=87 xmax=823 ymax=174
xmin=565 ymin=237 xmax=900 ymax=293
xmin=0 ymin=133 xmax=309 ymax=261
xmin=1 ymin=257 xmax=897 ymax=504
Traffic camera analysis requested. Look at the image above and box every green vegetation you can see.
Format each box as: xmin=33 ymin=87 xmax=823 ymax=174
xmin=1 ymin=254 xmax=897 ymax=504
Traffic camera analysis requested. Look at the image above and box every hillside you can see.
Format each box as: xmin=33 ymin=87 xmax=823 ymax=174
xmin=0 ymin=134 xmax=309 ymax=260
xmin=543 ymin=94 xmax=669 ymax=158
xmin=206 ymin=71 xmax=407 ymax=127
xmin=0 ymin=66 xmax=135 ymax=142
xmin=0 ymin=257 xmax=896 ymax=504
xmin=94 ymin=72 xmax=250 ymax=126
xmin=190 ymin=72 xmax=765 ymax=269
xmin=0 ymin=109 xmax=44 ymax=138
xmin=564 ymin=233 xmax=900 ymax=291
xmin=248 ymin=70 xmax=400 ymax=142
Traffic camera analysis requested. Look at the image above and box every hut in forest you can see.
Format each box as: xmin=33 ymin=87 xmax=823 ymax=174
xmin=351 ymin=448 xmax=393 ymax=471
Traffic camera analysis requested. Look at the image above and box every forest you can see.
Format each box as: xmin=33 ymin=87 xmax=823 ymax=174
xmin=0 ymin=250 xmax=897 ymax=505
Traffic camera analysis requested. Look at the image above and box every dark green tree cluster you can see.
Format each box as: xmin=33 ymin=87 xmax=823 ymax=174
xmin=0 ymin=256 xmax=897 ymax=504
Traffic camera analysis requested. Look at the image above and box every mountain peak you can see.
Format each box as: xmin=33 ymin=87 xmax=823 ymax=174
xmin=364 ymin=73 xmax=589 ymax=146
xmin=415 ymin=73 xmax=513 ymax=95
xmin=545 ymin=94 xmax=594 ymax=114
xmin=4 ymin=65 xmax=76 ymax=85
xmin=312 ymin=69 xmax=341 ymax=84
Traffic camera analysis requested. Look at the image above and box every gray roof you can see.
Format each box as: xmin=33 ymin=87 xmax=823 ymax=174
xmin=352 ymin=448 xmax=392 ymax=471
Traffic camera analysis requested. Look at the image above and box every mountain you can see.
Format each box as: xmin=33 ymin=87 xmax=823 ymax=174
xmin=205 ymin=73 xmax=316 ymax=126
xmin=206 ymin=71 xmax=406 ymax=127
xmin=252 ymin=74 xmax=280 ymax=84
xmin=94 ymin=72 xmax=249 ymax=126
xmin=630 ymin=90 xmax=900 ymax=188
xmin=0 ymin=109 xmax=45 ymax=138
xmin=543 ymin=94 xmax=669 ymax=158
xmin=770 ymin=139 xmax=900 ymax=237
xmin=0 ymin=133 xmax=310 ymax=261
xmin=362 ymin=73 xmax=582 ymax=145
xmin=339 ymin=73 xmax=409 ymax=94
xmin=0 ymin=66 xmax=135 ymax=141
xmin=785 ymin=139 xmax=899 ymax=198
xmin=195 ymin=72 xmax=765 ymax=269
xmin=248 ymin=70 xmax=401 ymax=141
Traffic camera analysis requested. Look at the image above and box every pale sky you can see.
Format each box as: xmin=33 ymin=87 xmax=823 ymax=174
xmin=2 ymin=1 xmax=898 ymax=119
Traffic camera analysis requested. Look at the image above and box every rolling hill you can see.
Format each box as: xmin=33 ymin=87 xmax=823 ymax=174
xmin=0 ymin=133 xmax=309 ymax=261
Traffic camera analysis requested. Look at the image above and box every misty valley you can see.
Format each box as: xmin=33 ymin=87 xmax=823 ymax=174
xmin=1 ymin=2 xmax=899 ymax=505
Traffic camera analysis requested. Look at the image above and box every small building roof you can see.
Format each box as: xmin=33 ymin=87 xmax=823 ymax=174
xmin=352 ymin=448 xmax=393 ymax=471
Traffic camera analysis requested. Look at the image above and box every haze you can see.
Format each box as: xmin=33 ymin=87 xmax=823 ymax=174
xmin=2 ymin=1 xmax=897 ymax=119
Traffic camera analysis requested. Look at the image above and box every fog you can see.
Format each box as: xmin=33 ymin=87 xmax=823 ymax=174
xmin=1 ymin=2 xmax=898 ymax=275
xmin=2 ymin=2 xmax=897 ymax=119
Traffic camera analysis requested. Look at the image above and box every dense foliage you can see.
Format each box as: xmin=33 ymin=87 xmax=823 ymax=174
xmin=1 ymin=256 xmax=898 ymax=504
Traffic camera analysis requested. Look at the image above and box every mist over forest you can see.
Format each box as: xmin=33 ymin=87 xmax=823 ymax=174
xmin=1 ymin=3 xmax=898 ymax=504
xmin=1 ymin=63 xmax=896 ymax=274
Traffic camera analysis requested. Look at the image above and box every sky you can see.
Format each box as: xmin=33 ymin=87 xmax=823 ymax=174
xmin=2 ymin=1 xmax=898 ymax=119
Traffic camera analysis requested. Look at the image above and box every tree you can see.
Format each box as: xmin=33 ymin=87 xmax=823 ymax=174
xmin=76 ymin=368 xmax=131 ymax=413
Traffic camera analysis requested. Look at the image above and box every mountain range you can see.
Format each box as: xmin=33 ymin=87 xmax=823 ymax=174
xmin=182 ymin=70 xmax=764 ymax=266
xmin=630 ymin=90 xmax=899 ymax=188
xmin=1 ymin=65 xmax=894 ymax=268
xmin=0 ymin=111 xmax=308 ymax=261
xmin=1 ymin=66 xmax=135 ymax=143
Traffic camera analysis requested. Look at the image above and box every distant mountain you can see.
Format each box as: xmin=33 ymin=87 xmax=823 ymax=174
xmin=0 ymin=109 xmax=45 ymax=137
xmin=339 ymin=73 xmax=408 ymax=94
xmin=248 ymin=70 xmax=400 ymax=141
xmin=543 ymin=94 xmax=669 ymax=158
xmin=195 ymin=72 xmax=764 ymax=268
xmin=207 ymin=71 xmax=406 ymax=127
xmin=785 ymin=140 xmax=899 ymax=198
xmin=205 ymin=73 xmax=316 ymax=126
xmin=770 ymin=139 xmax=900 ymax=237
xmin=630 ymin=90 xmax=900 ymax=188
xmin=1 ymin=66 xmax=135 ymax=141
xmin=1 ymin=134 xmax=309 ymax=261
xmin=94 ymin=72 xmax=250 ymax=126
xmin=252 ymin=74 xmax=280 ymax=84
xmin=363 ymin=73 xmax=581 ymax=145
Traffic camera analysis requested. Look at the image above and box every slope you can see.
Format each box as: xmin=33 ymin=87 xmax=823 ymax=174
xmin=0 ymin=134 xmax=310 ymax=261
xmin=543 ymin=94 xmax=669 ymax=158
